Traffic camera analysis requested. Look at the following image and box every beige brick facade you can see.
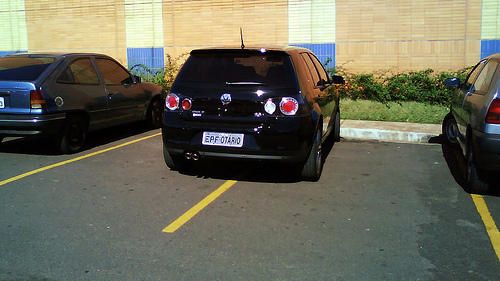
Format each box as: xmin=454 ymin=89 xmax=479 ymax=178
xmin=336 ymin=0 xmax=482 ymax=72
xmin=0 ymin=0 xmax=498 ymax=72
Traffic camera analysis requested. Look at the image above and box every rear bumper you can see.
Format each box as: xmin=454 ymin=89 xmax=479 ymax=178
xmin=0 ymin=113 xmax=66 ymax=137
xmin=162 ymin=114 xmax=315 ymax=163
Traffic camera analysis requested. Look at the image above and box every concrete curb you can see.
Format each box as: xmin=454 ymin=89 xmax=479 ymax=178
xmin=339 ymin=120 xmax=442 ymax=143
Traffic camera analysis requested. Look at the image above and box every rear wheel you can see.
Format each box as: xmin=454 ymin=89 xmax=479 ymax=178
xmin=333 ymin=110 xmax=341 ymax=142
xmin=466 ymin=138 xmax=490 ymax=194
xmin=146 ymin=98 xmax=163 ymax=129
xmin=442 ymin=113 xmax=459 ymax=147
xmin=55 ymin=115 xmax=87 ymax=154
xmin=301 ymin=129 xmax=323 ymax=181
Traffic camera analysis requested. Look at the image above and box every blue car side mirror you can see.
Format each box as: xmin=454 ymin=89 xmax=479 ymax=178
xmin=444 ymin=77 xmax=460 ymax=88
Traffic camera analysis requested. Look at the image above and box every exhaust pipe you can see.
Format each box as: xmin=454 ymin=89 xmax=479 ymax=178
xmin=184 ymin=152 xmax=192 ymax=160
xmin=192 ymin=152 xmax=200 ymax=161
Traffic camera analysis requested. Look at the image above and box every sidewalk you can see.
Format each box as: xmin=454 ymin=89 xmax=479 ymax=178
xmin=340 ymin=119 xmax=442 ymax=143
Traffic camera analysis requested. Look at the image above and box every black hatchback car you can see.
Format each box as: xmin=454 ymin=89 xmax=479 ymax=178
xmin=162 ymin=46 xmax=344 ymax=181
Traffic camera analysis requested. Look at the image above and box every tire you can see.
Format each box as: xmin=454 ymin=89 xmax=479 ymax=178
xmin=333 ymin=110 xmax=341 ymax=142
xmin=301 ymin=129 xmax=323 ymax=182
xmin=163 ymin=143 xmax=188 ymax=171
xmin=146 ymin=98 xmax=164 ymax=129
xmin=465 ymin=138 xmax=490 ymax=194
xmin=55 ymin=115 xmax=87 ymax=154
xmin=442 ymin=112 xmax=459 ymax=147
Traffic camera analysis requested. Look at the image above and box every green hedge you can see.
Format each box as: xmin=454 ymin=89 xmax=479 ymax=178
xmin=332 ymin=66 xmax=472 ymax=106
xmin=130 ymin=54 xmax=472 ymax=108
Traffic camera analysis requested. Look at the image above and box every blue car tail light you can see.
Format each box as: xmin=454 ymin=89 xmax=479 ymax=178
xmin=30 ymin=90 xmax=46 ymax=110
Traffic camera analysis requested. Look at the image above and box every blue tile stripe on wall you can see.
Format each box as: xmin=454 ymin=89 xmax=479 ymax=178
xmin=481 ymin=40 xmax=500 ymax=59
xmin=127 ymin=47 xmax=164 ymax=73
xmin=291 ymin=43 xmax=336 ymax=69
xmin=0 ymin=51 xmax=27 ymax=57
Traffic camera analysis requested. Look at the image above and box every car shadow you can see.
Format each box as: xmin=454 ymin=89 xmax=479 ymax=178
xmin=176 ymin=135 xmax=339 ymax=184
xmin=431 ymin=135 xmax=500 ymax=197
xmin=0 ymin=122 xmax=154 ymax=156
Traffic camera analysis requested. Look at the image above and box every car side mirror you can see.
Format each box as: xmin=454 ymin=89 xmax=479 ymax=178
xmin=133 ymin=75 xmax=142 ymax=83
xmin=444 ymin=77 xmax=460 ymax=88
xmin=331 ymin=75 xmax=345 ymax=85
xmin=121 ymin=75 xmax=142 ymax=86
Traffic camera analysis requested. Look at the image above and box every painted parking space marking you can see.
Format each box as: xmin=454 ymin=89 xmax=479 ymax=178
xmin=163 ymin=180 xmax=237 ymax=233
xmin=0 ymin=132 xmax=161 ymax=187
xmin=471 ymin=194 xmax=500 ymax=263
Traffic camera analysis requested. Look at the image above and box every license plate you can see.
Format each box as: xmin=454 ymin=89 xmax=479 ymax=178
xmin=202 ymin=132 xmax=244 ymax=147
xmin=0 ymin=97 xmax=4 ymax=108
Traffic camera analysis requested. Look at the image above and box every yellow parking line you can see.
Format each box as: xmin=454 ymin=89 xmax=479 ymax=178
xmin=471 ymin=194 xmax=500 ymax=263
xmin=0 ymin=132 xmax=161 ymax=187
xmin=163 ymin=180 xmax=237 ymax=233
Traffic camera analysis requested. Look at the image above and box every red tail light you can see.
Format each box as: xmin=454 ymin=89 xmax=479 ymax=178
xmin=181 ymin=98 xmax=192 ymax=110
xmin=165 ymin=94 xmax=179 ymax=110
xmin=30 ymin=90 xmax=47 ymax=110
xmin=280 ymin=97 xmax=298 ymax=115
xmin=486 ymin=99 xmax=500 ymax=124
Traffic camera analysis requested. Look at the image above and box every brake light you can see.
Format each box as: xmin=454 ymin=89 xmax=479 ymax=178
xmin=30 ymin=90 xmax=47 ymax=110
xmin=280 ymin=97 xmax=298 ymax=115
xmin=165 ymin=93 xmax=179 ymax=110
xmin=485 ymin=99 xmax=500 ymax=124
xmin=181 ymin=98 xmax=192 ymax=110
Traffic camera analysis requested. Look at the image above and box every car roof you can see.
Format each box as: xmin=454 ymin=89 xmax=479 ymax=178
xmin=5 ymin=52 xmax=112 ymax=59
xmin=487 ymin=53 xmax=500 ymax=60
xmin=190 ymin=45 xmax=310 ymax=55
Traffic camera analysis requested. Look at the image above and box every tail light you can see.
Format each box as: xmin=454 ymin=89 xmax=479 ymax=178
xmin=280 ymin=97 xmax=299 ymax=115
xmin=485 ymin=99 xmax=500 ymax=124
xmin=30 ymin=90 xmax=47 ymax=110
xmin=165 ymin=93 xmax=180 ymax=110
xmin=264 ymin=97 xmax=299 ymax=116
xmin=181 ymin=98 xmax=192 ymax=110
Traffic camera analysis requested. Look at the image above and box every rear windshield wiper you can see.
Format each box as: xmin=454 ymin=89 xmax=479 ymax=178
xmin=226 ymin=82 xmax=268 ymax=86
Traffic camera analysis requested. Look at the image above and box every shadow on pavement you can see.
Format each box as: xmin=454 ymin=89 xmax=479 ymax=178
xmin=0 ymin=122 xmax=153 ymax=156
xmin=176 ymin=135 xmax=339 ymax=184
xmin=432 ymin=134 xmax=500 ymax=197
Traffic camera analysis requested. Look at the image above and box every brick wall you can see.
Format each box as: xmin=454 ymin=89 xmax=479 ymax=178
xmin=0 ymin=0 xmax=499 ymax=73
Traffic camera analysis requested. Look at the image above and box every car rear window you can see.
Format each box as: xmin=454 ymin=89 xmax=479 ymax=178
xmin=0 ymin=56 xmax=56 ymax=81
xmin=177 ymin=52 xmax=296 ymax=87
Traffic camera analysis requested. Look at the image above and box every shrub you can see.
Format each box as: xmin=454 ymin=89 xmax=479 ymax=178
xmin=130 ymin=53 xmax=188 ymax=92
xmin=331 ymin=64 xmax=473 ymax=106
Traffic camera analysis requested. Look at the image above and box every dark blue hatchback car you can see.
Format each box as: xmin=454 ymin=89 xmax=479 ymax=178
xmin=0 ymin=53 xmax=165 ymax=153
xmin=162 ymin=46 xmax=344 ymax=181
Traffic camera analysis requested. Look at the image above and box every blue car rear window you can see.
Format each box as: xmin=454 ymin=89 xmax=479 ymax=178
xmin=0 ymin=56 xmax=56 ymax=81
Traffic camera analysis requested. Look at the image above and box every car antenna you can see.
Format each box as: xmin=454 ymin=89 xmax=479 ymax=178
xmin=240 ymin=28 xmax=245 ymax=49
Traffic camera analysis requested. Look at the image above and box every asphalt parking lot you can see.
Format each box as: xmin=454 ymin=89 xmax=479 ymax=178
xmin=1 ymin=124 xmax=499 ymax=280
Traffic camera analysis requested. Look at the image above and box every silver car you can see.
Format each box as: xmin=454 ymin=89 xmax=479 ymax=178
xmin=443 ymin=53 xmax=500 ymax=193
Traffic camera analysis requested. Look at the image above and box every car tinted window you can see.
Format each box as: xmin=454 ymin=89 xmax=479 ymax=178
xmin=0 ymin=56 xmax=56 ymax=81
xmin=310 ymin=54 xmax=330 ymax=85
xmin=177 ymin=53 xmax=295 ymax=86
xmin=473 ymin=60 xmax=498 ymax=94
xmin=62 ymin=58 xmax=99 ymax=85
xmin=465 ymin=60 xmax=487 ymax=89
xmin=301 ymin=53 xmax=321 ymax=86
xmin=95 ymin=58 xmax=130 ymax=85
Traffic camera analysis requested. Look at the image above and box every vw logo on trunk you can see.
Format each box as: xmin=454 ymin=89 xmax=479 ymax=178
xmin=220 ymin=93 xmax=232 ymax=105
